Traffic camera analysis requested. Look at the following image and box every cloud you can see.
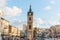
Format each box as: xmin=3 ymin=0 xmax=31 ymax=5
xmin=0 ymin=0 xmax=22 ymax=17
xmin=50 ymin=0 xmax=55 ymax=4
xmin=48 ymin=21 xmax=60 ymax=26
xmin=3 ymin=6 xmax=22 ymax=17
xmin=36 ymin=18 xmax=44 ymax=24
xmin=34 ymin=18 xmax=44 ymax=27
xmin=44 ymin=6 xmax=51 ymax=11
xmin=57 ymin=13 xmax=60 ymax=17
xmin=0 ymin=0 xmax=6 ymax=9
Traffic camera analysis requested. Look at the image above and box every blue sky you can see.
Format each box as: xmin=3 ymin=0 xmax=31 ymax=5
xmin=1 ymin=0 xmax=60 ymax=29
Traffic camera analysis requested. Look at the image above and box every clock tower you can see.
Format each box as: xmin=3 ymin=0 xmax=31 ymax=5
xmin=27 ymin=5 xmax=33 ymax=40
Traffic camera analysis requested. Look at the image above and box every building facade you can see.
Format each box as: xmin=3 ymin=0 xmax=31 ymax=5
xmin=0 ymin=18 xmax=9 ymax=40
xmin=0 ymin=18 xmax=20 ymax=40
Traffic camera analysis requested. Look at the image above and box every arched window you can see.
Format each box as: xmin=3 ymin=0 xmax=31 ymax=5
xmin=29 ymin=25 xmax=31 ymax=29
xmin=29 ymin=17 xmax=31 ymax=20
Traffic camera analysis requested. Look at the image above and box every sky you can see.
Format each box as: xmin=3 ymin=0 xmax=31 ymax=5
xmin=0 ymin=0 xmax=60 ymax=30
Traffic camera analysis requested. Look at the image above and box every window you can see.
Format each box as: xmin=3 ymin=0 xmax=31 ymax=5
xmin=29 ymin=17 xmax=31 ymax=20
xmin=9 ymin=25 xmax=11 ymax=33
xmin=29 ymin=25 xmax=31 ymax=29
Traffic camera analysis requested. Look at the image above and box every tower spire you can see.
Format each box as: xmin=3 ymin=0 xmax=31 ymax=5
xmin=29 ymin=5 xmax=32 ymax=12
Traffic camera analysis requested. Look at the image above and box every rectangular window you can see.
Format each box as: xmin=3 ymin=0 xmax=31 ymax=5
xmin=29 ymin=25 xmax=31 ymax=29
xmin=9 ymin=25 xmax=11 ymax=33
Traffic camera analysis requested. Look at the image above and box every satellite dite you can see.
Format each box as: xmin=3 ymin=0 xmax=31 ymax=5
xmin=0 ymin=10 xmax=2 ymax=40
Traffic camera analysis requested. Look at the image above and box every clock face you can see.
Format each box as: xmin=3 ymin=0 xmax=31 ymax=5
xmin=29 ymin=13 xmax=31 ymax=15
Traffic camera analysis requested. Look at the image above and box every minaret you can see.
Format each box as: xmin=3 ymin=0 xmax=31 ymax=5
xmin=27 ymin=5 xmax=33 ymax=40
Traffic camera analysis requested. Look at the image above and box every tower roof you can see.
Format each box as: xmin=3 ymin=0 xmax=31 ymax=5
xmin=1 ymin=17 xmax=9 ymax=22
xmin=28 ymin=5 xmax=33 ymax=15
xmin=29 ymin=5 xmax=32 ymax=12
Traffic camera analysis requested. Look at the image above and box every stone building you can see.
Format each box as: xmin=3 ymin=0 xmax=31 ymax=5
xmin=0 ymin=17 xmax=9 ymax=40
xmin=10 ymin=26 xmax=20 ymax=40
xmin=0 ymin=17 xmax=20 ymax=40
